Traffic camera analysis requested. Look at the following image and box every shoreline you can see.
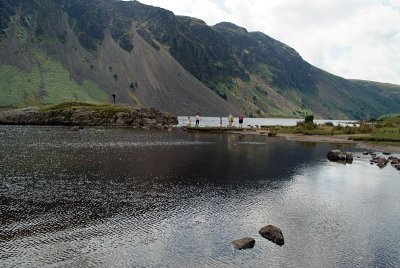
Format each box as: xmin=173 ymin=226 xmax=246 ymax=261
xmin=185 ymin=127 xmax=400 ymax=153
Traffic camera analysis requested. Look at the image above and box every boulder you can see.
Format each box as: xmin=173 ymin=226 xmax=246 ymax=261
xmin=232 ymin=237 xmax=255 ymax=250
xmin=327 ymin=150 xmax=344 ymax=161
xmin=259 ymin=225 xmax=284 ymax=245
xmin=327 ymin=150 xmax=352 ymax=163
xmin=376 ymin=157 xmax=388 ymax=168
xmin=345 ymin=152 xmax=353 ymax=163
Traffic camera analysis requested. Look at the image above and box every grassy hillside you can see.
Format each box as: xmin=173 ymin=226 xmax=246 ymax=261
xmin=0 ymin=52 xmax=108 ymax=108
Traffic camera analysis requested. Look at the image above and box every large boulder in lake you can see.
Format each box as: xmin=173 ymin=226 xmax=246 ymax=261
xmin=259 ymin=225 xmax=284 ymax=245
xmin=327 ymin=150 xmax=353 ymax=163
xmin=232 ymin=237 xmax=255 ymax=250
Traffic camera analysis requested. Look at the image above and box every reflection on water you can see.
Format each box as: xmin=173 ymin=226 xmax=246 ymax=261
xmin=0 ymin=126 xmax=399 ymax=267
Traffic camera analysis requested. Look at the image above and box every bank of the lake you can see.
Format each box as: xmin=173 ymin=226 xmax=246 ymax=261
xmin=0 ymin=102 xmax=177 ymax=128
xmin=180 ymin=116 xmax=400 ymax=153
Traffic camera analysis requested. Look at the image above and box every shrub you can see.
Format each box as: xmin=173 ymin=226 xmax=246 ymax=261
xmin=343 ymin=126 xmax=356 ymax=134
xmin=304 ymin=114 xmax=314 ymax=124
xmin=359 ymin=123 xmax=372 ymax=133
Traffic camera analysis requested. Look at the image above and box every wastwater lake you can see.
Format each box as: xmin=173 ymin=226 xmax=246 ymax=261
xmin=177 ymin=116 xmax=357 ymax=128
xmin=1 ymin=124 xmax=399 ymax=267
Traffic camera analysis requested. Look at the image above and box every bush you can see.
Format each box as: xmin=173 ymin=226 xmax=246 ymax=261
xmin=304 ymin=114 xmax=314 ymax=124
xmin=359 ymin=123 xmax=373 ymax=134
xmin=343 ymin=126 xmax=356 ymax=134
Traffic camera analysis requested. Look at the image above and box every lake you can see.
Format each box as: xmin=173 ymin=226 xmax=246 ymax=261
xmin=0 ymin=125 xmax=399 ymax=267
xmin=177 ymin=116 xmax=358 ymax=127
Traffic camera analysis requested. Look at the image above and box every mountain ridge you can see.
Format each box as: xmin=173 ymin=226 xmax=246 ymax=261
xmin=0 ymin=0 xmax=399 ymax=119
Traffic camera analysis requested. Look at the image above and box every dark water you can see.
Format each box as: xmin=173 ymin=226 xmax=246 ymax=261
xmin=0 ymin=126 xmax=399 ymax=268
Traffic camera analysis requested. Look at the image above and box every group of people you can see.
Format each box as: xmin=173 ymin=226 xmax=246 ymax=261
xmin=187 ymin=112 xmax=244 ymax=128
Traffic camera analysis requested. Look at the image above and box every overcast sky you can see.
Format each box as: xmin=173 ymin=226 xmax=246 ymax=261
xmin=134 ymin=0 xmax=400 ymax=85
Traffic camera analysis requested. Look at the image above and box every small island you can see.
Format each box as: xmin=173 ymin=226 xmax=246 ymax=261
xmin=0 ymin=102 xmax=178 ymax=129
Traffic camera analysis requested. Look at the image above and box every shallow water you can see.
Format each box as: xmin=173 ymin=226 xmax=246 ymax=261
xmin=0 ymin=126 xmax=399 ymax=267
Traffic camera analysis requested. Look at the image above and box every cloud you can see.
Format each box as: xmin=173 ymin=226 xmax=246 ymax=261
xmin=134 ymin=0 xmax=400 ymax=84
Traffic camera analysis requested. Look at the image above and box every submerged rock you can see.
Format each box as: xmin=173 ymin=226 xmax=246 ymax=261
xmin=259 ymin=225 xmax=284 ymax=245
xmin=232 ymin=237 xmax=255 ymax=250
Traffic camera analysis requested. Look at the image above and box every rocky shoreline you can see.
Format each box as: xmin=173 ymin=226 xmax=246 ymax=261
xmin=0 ymin=104 xmax=178 ymax=129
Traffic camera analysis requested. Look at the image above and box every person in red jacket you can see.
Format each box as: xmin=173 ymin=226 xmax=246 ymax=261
xmin=238 ymin=112 xmax=244 ymax=129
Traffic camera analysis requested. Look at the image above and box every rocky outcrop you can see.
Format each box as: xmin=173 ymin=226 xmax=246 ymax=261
xmin=365 ymin=152 xmax=400 ymax=171
xmin=232 ymin=237 xmax=255 ymax=250
xmin=0 ymin=105 xmax=177 ymax=129
xmin=376 ymin=157 xmax=389 ymax=168
xmin=389 ymin=156 xmax=400 ymax=171
xmin=327 ymin=150 xmax=353 ymax=163
xmin=259 ymin=225 xmax=284 ymax=245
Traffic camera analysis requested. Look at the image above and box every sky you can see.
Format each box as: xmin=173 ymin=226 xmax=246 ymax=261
xmin=132 ymin=0 xmax=400 ymax=85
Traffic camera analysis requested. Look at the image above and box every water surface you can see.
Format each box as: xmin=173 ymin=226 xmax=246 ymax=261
xmin=0 ymin=126 xmax=399 ymax=267
xmin=178 ymin=116 xmax=357 ymax=127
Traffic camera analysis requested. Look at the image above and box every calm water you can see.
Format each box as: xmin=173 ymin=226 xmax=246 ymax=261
xmin=178 ymin=116 xmax=358 ymax=127
xmin=0 ymin=125 xmax=399 ymax=268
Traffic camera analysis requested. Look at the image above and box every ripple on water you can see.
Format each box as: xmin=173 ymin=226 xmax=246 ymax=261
xmin=1 ymin=126 xmax=400 ymax=267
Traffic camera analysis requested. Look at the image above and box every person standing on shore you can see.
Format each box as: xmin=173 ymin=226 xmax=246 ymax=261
xmin=238 ymin=112 xmax=244 ymax=129
xmin=228 ymin=113 xmax=234 ymax=127
xmin=220 ymin=116 xmax=222 ymax=127
xmin=195 ymin=112 xmax=200 ymax=127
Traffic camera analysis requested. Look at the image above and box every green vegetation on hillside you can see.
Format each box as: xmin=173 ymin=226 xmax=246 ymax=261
xmin=0 ymin=52 xmax=108 ymax=108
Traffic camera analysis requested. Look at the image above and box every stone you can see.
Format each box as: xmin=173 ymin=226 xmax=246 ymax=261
xmin=345 ymin=152 xmax=353 ymax=163
xmin=232 ymin=237 xmax=255 ymax=250
xmin=376 ymin=157 xmax=388 ymax=168
xmin=327 ymin=150 xmax=343 ymax=161
xmin=259 ymin=225 xmax=284 ymax=245
xmin=327 ymin=150 xmax=352 ymax=163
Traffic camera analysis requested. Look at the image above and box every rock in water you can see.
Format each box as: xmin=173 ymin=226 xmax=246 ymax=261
xmin=376 ymin=157 xmax=389 ymax=168
xmin=259 ymin=225 xmax=284 ymax=245
xmin=232 ymin=237 xmax=255 ymax=250
xmin=327 ymin=150 xmax=353 ymax=163
xmin=327 ymin=150 xmax=345 ymax=162
xmin=345 ymin=152 xmax=353 ymax=163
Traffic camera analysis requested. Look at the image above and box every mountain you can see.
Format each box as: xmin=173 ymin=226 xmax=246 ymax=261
xmin=0 ymin=0 xmax=399 ymax=119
